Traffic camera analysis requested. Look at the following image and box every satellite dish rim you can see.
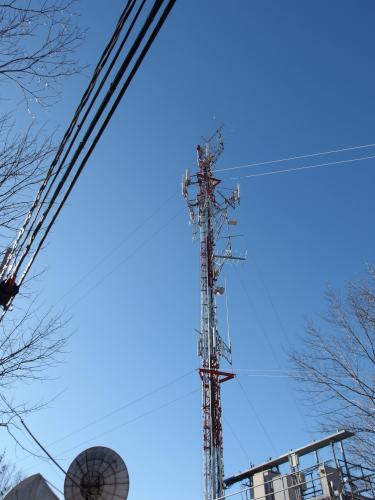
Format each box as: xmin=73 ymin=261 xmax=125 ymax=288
xmin=64 ymin=445 xmax=129 ymax=500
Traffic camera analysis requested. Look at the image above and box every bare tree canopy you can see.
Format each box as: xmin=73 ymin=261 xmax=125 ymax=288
xmin=0 ymin=450 xmax=21 ymax=498
xmin=0 ymin=116 xmax=54 ymax=237
xmin=0 ymin=0 xmax=85 ymax=238
xmin=291 ymin=265 xmax=375 ymax=468
xmin=0 ymin=306 xmax=67 ymax=389
xmin=0 ymin=0 xmax=84 ymax=107
xmin=0 ymin=0 xmax=82 ymax=432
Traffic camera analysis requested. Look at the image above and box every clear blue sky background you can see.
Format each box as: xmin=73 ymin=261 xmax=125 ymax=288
xmin=2 ymin=1 xmax=375 ymax=499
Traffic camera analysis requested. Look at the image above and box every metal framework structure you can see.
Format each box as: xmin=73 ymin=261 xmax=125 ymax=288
xmin=223 ymin=430 xmax=375 ymax=500
xmin=183 ymin=129 xmax=243 ymax=500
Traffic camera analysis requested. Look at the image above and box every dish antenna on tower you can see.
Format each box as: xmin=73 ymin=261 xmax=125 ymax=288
xmin=64 ymin=446 xmax=129 ymax=500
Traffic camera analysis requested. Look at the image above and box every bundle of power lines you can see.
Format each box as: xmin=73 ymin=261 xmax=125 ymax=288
xmin=0 ymin=0 xmax=176 ymax=318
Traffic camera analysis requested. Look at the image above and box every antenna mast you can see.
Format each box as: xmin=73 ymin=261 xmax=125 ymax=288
xmin=183 ymin=128 xmax=243 ymax=500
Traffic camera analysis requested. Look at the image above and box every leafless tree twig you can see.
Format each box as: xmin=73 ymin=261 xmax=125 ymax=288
xmin=290 ymin=265 xmax=375 ymax=468
xmin=0 ymin=0 xmax=85 ymax=108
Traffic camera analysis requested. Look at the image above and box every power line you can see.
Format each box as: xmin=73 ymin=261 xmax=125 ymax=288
xmin=239 ymin=257 xmax=310 ymax=427
xmin=0 ymin=0 xmax=177 ymax=318
xmin=45 ymin=479 xmax=64 ymax=497
xmin=248 ymin=254 xmax=291 ymax=346
xmin=15 ymin=0 xmax=176 ymax=286
xmin=58 ymin=388 xmax=199 ymax=459
xmin=235 ymin=378 xmax=278 ymax=455
xmin=10 ymin=0 xmax=143 ymax=264
xmin=5 ymin=425 xmax=47 ymax=462
xmin=66 ymin=208 xmax=183 ymax=310
xmin=236 ymin=373 xmax=292 ymax=378
xmin=232 ymin=368 xmax=294 ymax=372
xmin=19 ymin=386 xmax=199 ymax=477
xmin=216 ymin=142 xmax=375 ymax=173
xmin=18 ymin=420 xmax=72 ymax=483
xmin=5 ymin=0 xmax=137 ymax=276
xmin=222 ymin=415 xmax=251 ymax=462
xmin=239 ymin=276 xmax=281 ymax=368
xmin=0 ymin=395 xmax=80 ymax=489
xmin=14 ymin=368 xmax=196 ymax=471
xmin=12 ymin=0 xmax=148 ymax=269
xmin=53 ymin=191 xmax=178 ymax=307
xmin=41 ymin=368 xmax=196 ymax=449
xmin=229 ymin=154 xmax=375 ymax=180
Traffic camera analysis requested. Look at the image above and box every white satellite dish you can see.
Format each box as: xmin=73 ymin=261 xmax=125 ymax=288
xmin=64 ymin=446 xmax=129 ymax=500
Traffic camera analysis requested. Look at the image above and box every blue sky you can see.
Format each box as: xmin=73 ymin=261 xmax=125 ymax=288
xmin=2 ymin=1 xmax=375 ymax=499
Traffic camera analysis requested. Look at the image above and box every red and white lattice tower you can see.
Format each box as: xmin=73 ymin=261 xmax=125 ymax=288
xmin=183 ymin=129 xmax=243 ymax=500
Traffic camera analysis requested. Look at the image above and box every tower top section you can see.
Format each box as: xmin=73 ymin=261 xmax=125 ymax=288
xmin=182 ymin=127 xmax=240 ymax=238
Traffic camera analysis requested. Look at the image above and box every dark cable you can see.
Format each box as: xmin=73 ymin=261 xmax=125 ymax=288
xmin=18 ymin=0 xmax=176 ymax=286
xmin=20 ymin=418 xmax=74 ymax=482
xmin=0 ymin=395 xmax=81 ymax=489
xmin=14 ymin=0 xmax=166 ymax=281
xmin=12 ymin=0 xmax=142 ymax=265
xmin=8 ymin=0 xmax=136 ymax=269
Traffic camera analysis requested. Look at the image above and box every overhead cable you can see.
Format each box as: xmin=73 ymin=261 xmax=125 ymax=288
xmin=14 ymin=367 xmax=195 ymax=471
xmin=58 ymin=388 xmax=199 ymax=459
xmin=0 ymin=394 xmax=80 ymax=489
xmin=19 ymin=385 xmax=199 ymax=476
xmin=216 ymin=142 xmax=375 ymax=173
xmin=14 ymin=0 xmax=168 ymax=282
xmin=12 ymin=0 xmax=146 ymax=267
xmin=230 ymin=154 xmax=375 ymax=180
xmin=53 ymin=191 xmax=178 ymax=308
xmin=236 ymin=378 xmax=278 ymax=455
xmin=17 ymin=0 xmax=176 ymax=284
xmin=5 ymin=0 xmax=136 ymax=275
xmin=41 ymin=368 xmax=195 ymax=449
xmin=0 ymin=0 xmax=176 ymax=317
xmin=67 ymin=209 xmax=183 ymax=310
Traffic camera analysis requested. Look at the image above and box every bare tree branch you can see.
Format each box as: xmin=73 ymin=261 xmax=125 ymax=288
xmin=0 ymin=0 xmax=82 ymax=457
xmin=290 ymin=265 xmax=375 ymax=468
xmin=0 ymin=115 xmax=56 ymax=242
xmin=0 ymin=0 xmax=85 ymax=108
xmin=0 ymin=449 xmax=22 ymax=498
xmin=0 ymin=303 xmax=68 ymax=390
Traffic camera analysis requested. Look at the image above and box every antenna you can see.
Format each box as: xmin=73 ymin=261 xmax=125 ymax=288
xmin=183 ymin=128 xmax=244 ymax=500
xmin=64 ymin=446 xmax=129 ymax=500
xmin=224 ymin=278 xmax=232 ymax=354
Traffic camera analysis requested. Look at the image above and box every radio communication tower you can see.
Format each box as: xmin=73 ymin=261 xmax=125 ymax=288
xmin=183 ymin=129 xmax=244 ymax=500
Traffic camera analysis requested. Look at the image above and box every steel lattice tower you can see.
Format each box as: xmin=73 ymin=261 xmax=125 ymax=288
xmin=183 ymin=129 xmax=243 ymax=500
